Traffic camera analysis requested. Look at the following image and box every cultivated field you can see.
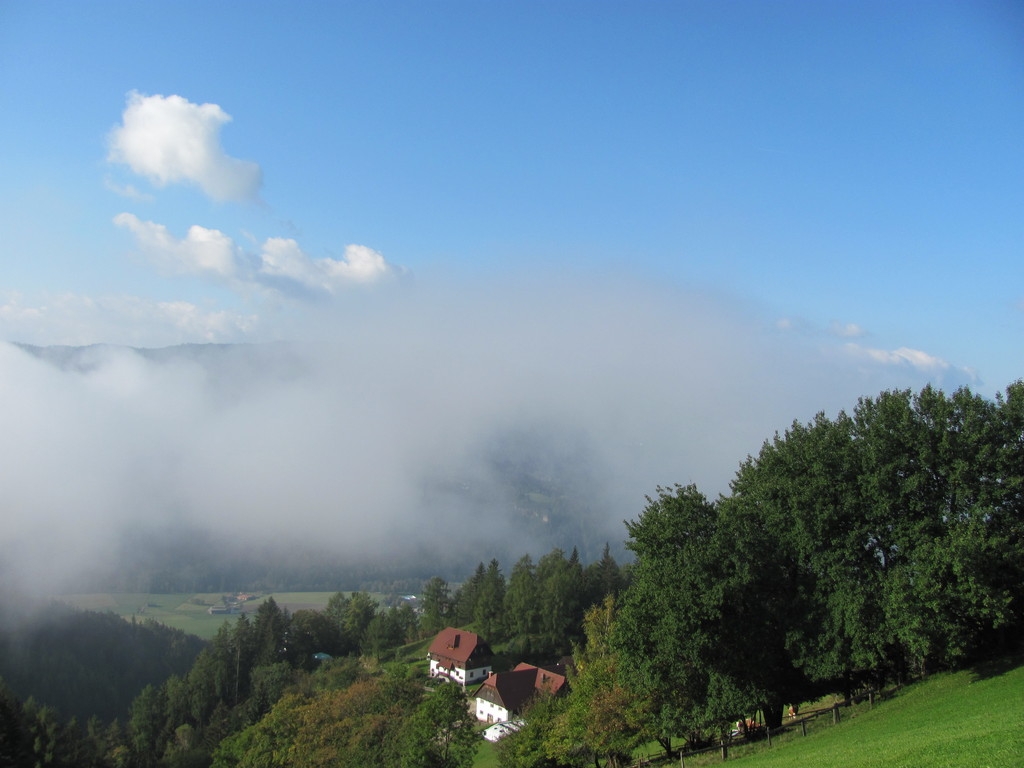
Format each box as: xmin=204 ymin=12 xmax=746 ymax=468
xmin=54 ymin=592 xmax=352 ymax=640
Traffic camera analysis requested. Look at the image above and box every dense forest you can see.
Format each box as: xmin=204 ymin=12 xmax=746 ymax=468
xmin=1 ymin=382 xmax=1021 ymax=768
xmin=0 ymin=605 xmax=205 ymax=723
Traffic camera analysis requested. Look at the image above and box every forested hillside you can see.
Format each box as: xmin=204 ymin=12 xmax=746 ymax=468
xmin=0 ymin=544 xmax=629 ymax=767
xmin=0 ymin=603 xmax=205 ymax=722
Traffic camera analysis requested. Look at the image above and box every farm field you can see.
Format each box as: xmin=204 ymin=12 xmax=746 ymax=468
xmin=53 ymin=591 xmax=355 ymax=640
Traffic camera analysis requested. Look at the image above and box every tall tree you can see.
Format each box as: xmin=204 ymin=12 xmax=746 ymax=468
xmin=363 ymin=607 xmax=410 ymax=661
xmin=729 ymin=410 xmax=882 ymax=699
xmin=420 ymin=577 xmax=453 ymax=638
xmin=614 ymin=485 xmax=736 ymax=745
xmin=547 ymin=596 xmax=646 ymax=767
xmin=128 ymin=684 xmax=167 ymax=767
xmin=454 ymin=563 xmax=487 ymax=627
xmin=723 ymin=382 xmax=1024 ymax=692
xmin=343 ymin=592 xmax=378 ymax=652
xmin=253 ymin=598 xmax=290 ymax=668
xmin=584 ymin=543 xmax=626 ymax=608
xmin=474 ymin=559 xmax=507 ymax=641
xmin=536 ymin=549 xmax=585 ymax=654
xmin=503 ymin=555 xmax=541 ymax=645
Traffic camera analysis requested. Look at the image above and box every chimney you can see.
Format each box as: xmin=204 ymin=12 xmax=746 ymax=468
xmin=453 ymin=634 xmax=460 ymax=648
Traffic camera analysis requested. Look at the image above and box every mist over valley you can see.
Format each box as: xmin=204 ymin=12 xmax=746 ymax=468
xmin=1 ymin=278 xmax=957 ymax=599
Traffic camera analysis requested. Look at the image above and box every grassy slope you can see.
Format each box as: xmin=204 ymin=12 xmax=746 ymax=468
xmin=471 ymin=659 xmax=1023 ymax=768
xmin=671 ymin=659 xmax=1024 ymax=768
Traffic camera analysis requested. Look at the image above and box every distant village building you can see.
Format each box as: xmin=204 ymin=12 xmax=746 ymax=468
xmin=472 ymin=662 xmax=569 ymax=723
xmin=427 ymin=627 xmax=493 ymax=687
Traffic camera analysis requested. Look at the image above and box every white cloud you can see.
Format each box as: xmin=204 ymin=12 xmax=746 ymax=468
xmin=842 ymin=343 xmax=977 ymax=387
xmin=108 ymin=91 xmax=262 ymax=202
xmin=0 ymin=292 xmax=258 ymax=347
xmin=326 ymin=244 xmax=396 ymax=284
xmin=131 ymin=299 xmax=259 ymax=341
xmin=114 ymin=214 xmax=401 ymax=297
xmin=114 ymin=213 xmax=239 ymax=279
xmin=259 ymin=239 xmax=397 ymax=292
xmin=258 ymin=238 xmax=317 ymax=286
xmin=851 ymin=344 xmax=950 ymax=373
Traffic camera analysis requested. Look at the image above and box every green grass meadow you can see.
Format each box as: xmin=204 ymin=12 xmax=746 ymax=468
xmin=624 ymin=658 xmax=1024 ymax=768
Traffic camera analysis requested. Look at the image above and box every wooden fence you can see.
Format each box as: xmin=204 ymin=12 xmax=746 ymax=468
xmin=642 ymin=686 xmax=895 ymax=766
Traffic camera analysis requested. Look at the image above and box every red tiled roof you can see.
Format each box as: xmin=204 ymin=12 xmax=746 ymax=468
xmin=513 ymin=662 xmax=568 ymax=695
xmin=427 ymin=627 xmax=491 ymax=665
xmin=474 ymin=663 xmax=568 ymax=714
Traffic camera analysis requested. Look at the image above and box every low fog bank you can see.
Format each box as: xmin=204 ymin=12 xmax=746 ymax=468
xmin=0 ymin=276 xmax=958 ymax=597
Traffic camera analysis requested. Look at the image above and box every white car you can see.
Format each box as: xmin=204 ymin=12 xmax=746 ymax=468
xmin=482 ymin=720 xmax=524 ymax=742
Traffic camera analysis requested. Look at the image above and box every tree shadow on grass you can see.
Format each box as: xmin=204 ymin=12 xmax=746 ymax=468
xmin=969 ymin=654 xmax=1023 ymax=683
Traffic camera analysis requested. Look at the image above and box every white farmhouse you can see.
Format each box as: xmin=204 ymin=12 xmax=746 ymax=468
xmin=427 ymin=627 xmax=493 ymax=687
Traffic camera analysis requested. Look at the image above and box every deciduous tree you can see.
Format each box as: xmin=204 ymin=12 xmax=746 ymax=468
xmin=547 ymin=596 xmax=645 ymax=768
xmin=400 ymin=683 xmax=479 ymax=768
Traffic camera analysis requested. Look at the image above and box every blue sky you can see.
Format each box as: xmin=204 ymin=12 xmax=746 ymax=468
xmin=0 ymin=2 xmax=1023 ymax=580
xmin=2 ymin=1 xmax=1021 ymax=392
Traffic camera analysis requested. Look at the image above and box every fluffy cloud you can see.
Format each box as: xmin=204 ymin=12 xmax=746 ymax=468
xmin=850 ymin=343 xmax=950 ymax=373
xmin=114 ymin=213 xmax=238 ymax=279
xmin=114 ymin=214 xmax=399 ymax=297
xmin=108 ymin=92 xmax=262 ymax=202
xmin=259 ymin=239 xmax=397 ymax=291
xmin=842 ymin=342 xmax=977 ymax=387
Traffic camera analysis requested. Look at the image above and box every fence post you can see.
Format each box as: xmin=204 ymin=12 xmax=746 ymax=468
xmin=766 ymin=727 xmax=772 ymax=747
xmin=869 ymin=691 xmax=875 ymax=709
xmin=721 ymin=738 xmax=728 ymax=760
xmin=801 ymin=719 xmax=807 ymax=737
xmin=833 ymin=704 xmax=840 ymax=725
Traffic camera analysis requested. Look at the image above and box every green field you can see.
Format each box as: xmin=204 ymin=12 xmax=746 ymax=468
xmin=53 ymin=592 xmax=351 ymax=640
xmin=622 ymin=658 xmax=1024 ymax=768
